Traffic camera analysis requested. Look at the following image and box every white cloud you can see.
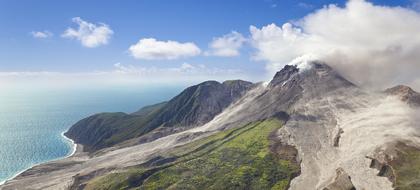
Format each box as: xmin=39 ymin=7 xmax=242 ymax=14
xmin=128 ymin=38 xmax=201 ymax=60
xmin=250 ymin=0 xmax=420 ymax=89
xmin=31 ymin=31 xmax=53 ymax=39
xmin=206 ymin=31 xmax=246 ymax=57
xmin=62 ymin=17 xmax=113 ymax=48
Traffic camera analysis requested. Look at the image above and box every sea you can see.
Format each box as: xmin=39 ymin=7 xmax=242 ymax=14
xmin=0 ymin=84 xmax=184 ymax=184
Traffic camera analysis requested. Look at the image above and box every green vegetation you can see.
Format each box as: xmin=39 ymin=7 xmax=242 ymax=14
xmin=391 ymin=143 xmax=420 ymax=190
xmin=67 ymin=80 xmax=254 ymax=153
xmin=66 ymin=102 xmax=166 ymax=152
xmin=85 ymin=119 xmax=300 ymax=190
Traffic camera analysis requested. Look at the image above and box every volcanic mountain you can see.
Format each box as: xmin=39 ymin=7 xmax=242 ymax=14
xmin=1 ymin=62 xmax=419 ymax=190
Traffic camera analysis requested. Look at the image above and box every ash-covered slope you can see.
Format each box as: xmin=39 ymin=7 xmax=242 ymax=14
xmin=273 ymin=65 xmax=420 ymax=190
xmin=187 ymin=62 xmax=420 ymax=190
xmin=65 ymin=80 xmax=254 ymax=152
xmin=2 ymin=62 xmax=420 ymax=190
xmin=196 ymin=62 xmax=355 ymax=132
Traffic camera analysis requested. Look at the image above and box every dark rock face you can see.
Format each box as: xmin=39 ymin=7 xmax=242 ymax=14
xmin=65 ymin=80 xmax=254 ymax=152
xmin=368 ymin=156 xmax=396 ymax=184
xmin=368 ymin=142 xmax=420 ymax=189
xmin=269 ymin=65 xmax=299 ymax=87
xmin=333 ymin=128 xmax=344 ymax=147
xmin=323 ymin=168 xmax=356 ymax=190
xmin=385 ymin=85 xmax=420 ymax=107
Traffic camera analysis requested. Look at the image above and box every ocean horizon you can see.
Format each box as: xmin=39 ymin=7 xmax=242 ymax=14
xmin=0 ymin=84 xmax=184 ymax=184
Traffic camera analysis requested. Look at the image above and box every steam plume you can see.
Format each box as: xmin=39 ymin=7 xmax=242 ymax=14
xmin=250 ymin=0 xmax=420 ymax=89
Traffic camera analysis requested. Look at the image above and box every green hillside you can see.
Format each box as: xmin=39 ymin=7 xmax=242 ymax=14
xmin=85 ymin=118 xmax=300 ymax=190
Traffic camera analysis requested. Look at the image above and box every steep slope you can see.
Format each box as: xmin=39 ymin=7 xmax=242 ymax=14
xmin=65 ymin=80 xmax=254 ymax=152
xmin=193 ymin=62 xmax=355 ymax=133
xmin=0 ymin=84 xmax=273 ymax=190
xmin=131 ymin=102 xmax=167 ymax=116
xmin=83 ymin=118 xmax=300 ymax=190
xmin=64 ymin=102 xmax=166 ymax=153
xmin=273 ymin=67 xmax=420 ymax=190
xmin=2 ymin=62 xmax=420 ymax=190
xmin=183 ymin=62 xmax=420 ymax=190
xmin=146 ymin=80 xmax=254 ymax=128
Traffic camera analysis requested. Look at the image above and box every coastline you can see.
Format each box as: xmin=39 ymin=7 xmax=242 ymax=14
xmin=61 ymin=131 xmax=78 ymax=158
xmin=0 ymin=129 xmax=78 ymax=186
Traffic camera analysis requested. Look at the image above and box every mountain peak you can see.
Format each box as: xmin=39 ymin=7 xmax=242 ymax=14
xmin=385 ymin=85 xmax=420 ymax=107
xmin=268 ymin=61 xmax=353 ymax=90
xmin=386 ymin=85 xmax=416 ymax=95
xmin=269 ymin=64 xmax=299 ymax=87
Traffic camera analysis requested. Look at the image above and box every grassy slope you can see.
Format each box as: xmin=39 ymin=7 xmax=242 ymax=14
xmin=102 ymin=102 xmax=168 ymax=147
xmin=67 ymin=102 xmax=165 ymax=152
xmin=85 ymin=119 xmax=300 ymax=190
xmin=391 ymin=143 xmax=420 ymax=190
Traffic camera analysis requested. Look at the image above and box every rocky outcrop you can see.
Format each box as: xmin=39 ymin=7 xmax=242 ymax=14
xmin=367 ymin=142 xmax=420 ymax=189
xmin=367 ymin=156 xmax=396 ymax=184
xmin=322 ymin=168 xmax=356 ymax=190
xmin=385 ymin=85 xmax=420 ymax=107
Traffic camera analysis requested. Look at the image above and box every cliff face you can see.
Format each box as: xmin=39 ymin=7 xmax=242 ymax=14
xmin=65 ymin=80 xmax=254 ymax=152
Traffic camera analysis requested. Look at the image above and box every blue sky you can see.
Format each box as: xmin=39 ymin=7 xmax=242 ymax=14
xmin=0 ymin=0 xmax=419 ymax=85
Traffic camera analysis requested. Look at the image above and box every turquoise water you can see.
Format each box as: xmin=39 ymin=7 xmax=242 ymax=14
xmin=0 ymin=85 xmax=183 ymax=184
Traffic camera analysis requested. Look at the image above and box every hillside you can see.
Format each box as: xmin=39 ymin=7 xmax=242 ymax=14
xmin=2 ymin=62 xmax=420 ymax=190
xmin=83 ymin=118 xmax=300 ymax=190
xmin=65 ymin=80 xmax=254 ymax=152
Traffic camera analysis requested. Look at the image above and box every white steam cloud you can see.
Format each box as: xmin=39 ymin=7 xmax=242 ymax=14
xmin=250 ymin=0 xmax=420 ymax=89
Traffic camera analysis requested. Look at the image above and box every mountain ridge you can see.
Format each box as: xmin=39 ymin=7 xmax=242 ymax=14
xmin=2 ymin=62 xmax=420 ymax=190
xmin=65 ymin=79 xmax=254 ymax=152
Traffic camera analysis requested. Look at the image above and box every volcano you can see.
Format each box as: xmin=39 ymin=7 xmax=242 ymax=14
xmin=2 ymin=62 xmax=420 ymax=190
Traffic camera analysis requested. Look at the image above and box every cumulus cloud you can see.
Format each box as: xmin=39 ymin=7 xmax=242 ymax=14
xmin=206 ymin=31 xmax=246 ymax=57
xmin=128 ymin=38 xmax=201 ymax=60
xmin=250 ymin=0 xmax=420 ymax=89
xmin=31 ymin=31 xmax=53 ymax=39
xmin=62 ymin=17 xmax=113 ymax=48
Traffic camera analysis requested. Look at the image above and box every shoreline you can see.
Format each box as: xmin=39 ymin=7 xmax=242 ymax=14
xmin=0 ymin=129 xmax=78 ymax=186
xmin=61 ymin=131 xmax=78 ymax=158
